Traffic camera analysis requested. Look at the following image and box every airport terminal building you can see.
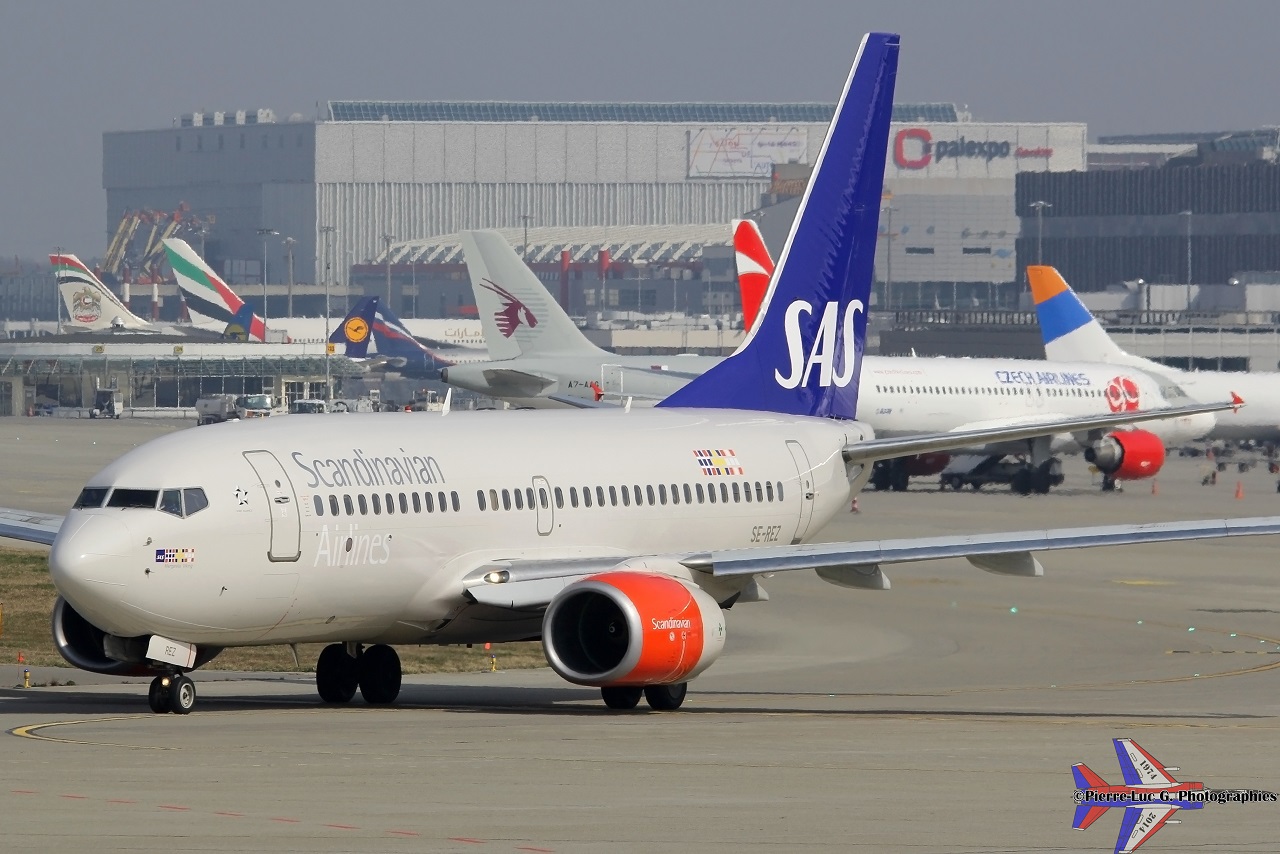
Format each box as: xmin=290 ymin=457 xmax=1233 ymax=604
xmin=101 ymin=103 xmax=1086 ymax=318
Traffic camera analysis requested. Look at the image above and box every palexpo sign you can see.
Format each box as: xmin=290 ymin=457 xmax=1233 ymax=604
xmin=892 ymin=127 xmax=1053 ymax=170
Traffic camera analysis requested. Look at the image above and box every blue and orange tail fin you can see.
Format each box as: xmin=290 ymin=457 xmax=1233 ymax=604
xmin=658 ymin=32 xmax=899 ymax=419
xmin=1027 ymin=265 xmax=1139 ymax=367
xmin=330 ymin=296 xmax=379 ymax=357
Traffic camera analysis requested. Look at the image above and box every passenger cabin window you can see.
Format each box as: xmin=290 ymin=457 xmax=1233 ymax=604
xmin=312 ymin=495 xmax=324 ymax=516
xmin=372 ymin=494 xmax=382 ymax=515
xmin=108 ymin=488 xmax=160 ymax=509
xmin=525 ymin=487 xmax=535 ymax=508
xmin=683 ymin=484 xmax=693 ymax=504
xmin=569 ymin=487 xmax=579 ymax=508
xmin=423 ymin=492 xmax=434 ymax=512
xmin=73 ymin=487 xmax=110 ymax=509
xmin=554 ymin=487 xmax=564 ymax=509
xmin=596 ymin=486 xmax=606 ymax=506
xmin=477 ymin=490 xmax=487 ymax=511
xmin=502 ymin=489 xmax=511 ymax=511
xmin=582 ymin=487 xmax=592 ymax=508
xmin=400 ymin=493 xmax=409 ymax=514
xmin=358 ymin=495 xmax=368 ymax=515
xmin=344 ymin=495 xmax=355 ymax=516
xmin=514 ymin=488 xmax=524 ymax=510
xmin=451 ymin=492 xmax=460 ymax=512
xmin=621 ymin=486 xmax=631 ymax=507
xmin=329 ymin=495 xmax=340 ymax=516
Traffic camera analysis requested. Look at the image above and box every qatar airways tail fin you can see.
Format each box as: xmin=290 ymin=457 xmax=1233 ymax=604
xmin=460 ymin=230 xmax=601 ymax=361
xmin=1028 ymin=266 xmax=1158 ymax=373
xmin=162 ymin=238 xmax=268 ymax=342
xmin=659 ymin=32 xmax=899 ymax=418
xmin=732 ymin=219 xmax=774 ymax=334
xmin=52 ymin=253 xmax=149 ymax=330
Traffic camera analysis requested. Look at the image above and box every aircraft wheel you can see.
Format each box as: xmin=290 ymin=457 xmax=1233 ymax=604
xmin=316 ymin=643 xmax=359 ymax=703
xmin=1031 ymin=468 xmax=1053 ymax=494
xmin=148 ymin=676 xmax=170 ymax=714
xmin=169 ymin=675 xmax=196 ymax=715
xmin=358 ymin=644 xmax=402 ymax=705
xmin=1011 ymin=469 xmax=1032 ymax=495
xmin=644 ymin=682 xmax=688 ymax=711
xmin=601 ymin=686 xmax=642 ymax=710
xmin=889 ymin=463 xmax=910 ymax=492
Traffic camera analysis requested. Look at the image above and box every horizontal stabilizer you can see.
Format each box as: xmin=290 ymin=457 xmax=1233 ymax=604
xmin=1073 ymin=803 xmax=1110 ymax=831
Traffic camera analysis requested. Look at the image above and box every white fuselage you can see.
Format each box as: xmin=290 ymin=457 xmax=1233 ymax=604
xmin=444 ymin=354 xmax=1214 ymax=451
xmin=50 ymin=410 xmax=868 ymax=651
xmin=1141 ymin=367 xmax=1280 ymax=442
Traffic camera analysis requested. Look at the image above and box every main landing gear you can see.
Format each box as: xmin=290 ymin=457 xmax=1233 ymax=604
xmin=147 ymin=673 xmax=197 ymax=715
xmin=315 ymin=643 xmax=402 ymax=706
xmin=600 ymin=682 xmax=688 ymax=711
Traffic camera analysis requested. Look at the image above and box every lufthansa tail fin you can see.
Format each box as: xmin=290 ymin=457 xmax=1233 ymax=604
xmin=222 ymin=303 xmax=255 ymax=341
xmin=1027 ymin=266 xmax=1157 ymax=372
xmin=329 ymin=296 xmax=379 ymax=357
xmin=732 ymin=219 xmax=774 ymax=334
xmin=657 ymin=33 xmax=899 ymax=418
xmin=461 ymin=230 xmax=602 ymax=360
xmin=163 ymin=238 xmax=267 ymax=342
xmin=51 ymin=253 xmax=149 ymax=330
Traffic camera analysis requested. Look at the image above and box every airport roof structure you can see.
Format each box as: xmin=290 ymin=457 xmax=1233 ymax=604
xmin=0 ymin=354 xmax=365 ymax=378
xmin=327 ymin=101 xmax=960 ymax=124
xmin=381 ymin=224 xmax=736 ymax=266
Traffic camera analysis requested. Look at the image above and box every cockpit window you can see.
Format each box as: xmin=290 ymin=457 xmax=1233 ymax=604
xmin=73 ymin=487 xmax=110 ymax=509
xmin=183 ymin=488 xmax=209 ymax=516
xmin=107 ymin=488 xmax=160 ymax=509
xmin=160 ymin=489 xmax=183 ymax=517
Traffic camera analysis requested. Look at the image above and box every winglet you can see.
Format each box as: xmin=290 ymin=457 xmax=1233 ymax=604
xmin=658 ymin=32 xmax=899 ymax=419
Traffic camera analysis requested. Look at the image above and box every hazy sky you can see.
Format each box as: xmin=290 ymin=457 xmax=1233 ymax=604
xmin=2 ymin=0 xmax=1277 ymax=261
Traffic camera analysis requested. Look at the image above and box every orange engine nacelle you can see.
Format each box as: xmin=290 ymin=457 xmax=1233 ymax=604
xmin=542 ymin=572 xmax=726 ymax=687
xmin=904 ymin=452 xmax=950 ymax=478
xmin=1085 ymin=429 xmax=1166 ymax=480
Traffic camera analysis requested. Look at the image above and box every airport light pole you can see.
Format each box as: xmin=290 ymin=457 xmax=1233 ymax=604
xmin=382 ymin=234 xmax=395 ymax=309
xmin=1030 ymin=200 xmax=1052 ymax=265
xmin=1179 ymin=210 xmax=1193 ymax=312
xmin=282 ymin=236 xmax=296 ymax=318
xmin=320 ymin=225 xmax=335 ymax=404
xmin=257 ymin=228 xmax=279 ymax=330
xmin=520 ymin=214 xmax=532 ymax=262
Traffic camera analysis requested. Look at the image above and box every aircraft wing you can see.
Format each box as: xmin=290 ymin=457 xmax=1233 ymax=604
xmin=843 ymin=400 xmax=1232 ymax=465
xmin=1115 ymin=804 xmax=1180 ymax=853
xmin=0 ymin=507 xmax=64 ymax=546
xmin=462 ymin=516 xmax=1280 ymax=607
xmin=1114 ymin=739 xmax=1179 ymax=786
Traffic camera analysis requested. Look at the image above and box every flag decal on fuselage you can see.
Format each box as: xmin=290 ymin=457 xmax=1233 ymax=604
xmin=695 ymin=449 xmax=744 ymax=476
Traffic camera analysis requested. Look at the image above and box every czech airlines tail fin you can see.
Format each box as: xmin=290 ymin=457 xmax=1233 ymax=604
xmin=162 ymin=238 xmax=267 ymax=342
xmin=733 ymin=219 xmax=774 ymax=334
xmin=328 ymin=296 xmax=379 ymax=357
xmin=461 ymin=230 xmax=603 ymax=360
xmin=1028 ymin=266 xmax=1159 ymax=372
xmin=51 ymin=253 xmax=149 ymax=330
xmin=658 ymin=32 xmax=899 ymax=419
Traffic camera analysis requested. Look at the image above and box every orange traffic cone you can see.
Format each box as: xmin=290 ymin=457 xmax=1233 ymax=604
xmin=1235 ymin=481 xmax=1245 ymax=500
xmin=17 ymin=651 xmax=24 ymax=664
xmin=850 ymin=497 xmax=860 ymax=513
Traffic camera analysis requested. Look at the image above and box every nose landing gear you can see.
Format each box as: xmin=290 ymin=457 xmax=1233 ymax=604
xmin=147 ymin=673 xmax=196 ymax=714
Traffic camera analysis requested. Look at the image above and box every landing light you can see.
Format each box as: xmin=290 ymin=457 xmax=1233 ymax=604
xmin=484 ymin=570 xmax=510 ymax=584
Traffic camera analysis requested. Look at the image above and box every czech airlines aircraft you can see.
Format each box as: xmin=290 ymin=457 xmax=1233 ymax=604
xmin=1030 ymin=265 xmax=1274 ymax=441
xmin=732 ymin=219 xmax=1215 ymax=492
xmin=2 ymin=34 xmax=1274 ymax=717
xmin=1073 ymin=739 xmax=1205 ymax=853
xmin=162 ymin=238 xmax=271 ymax=342
xmin=447 ymin=230 xmax=1214 ymax=493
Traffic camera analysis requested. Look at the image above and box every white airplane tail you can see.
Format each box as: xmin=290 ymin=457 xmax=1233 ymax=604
xmin=460 ymin=230 xmax=603 ymax=359
xmin=51 ymin=254 xmax=149 ymax=330
xmin=1028 ymin=266 xmax=1163 ymax=373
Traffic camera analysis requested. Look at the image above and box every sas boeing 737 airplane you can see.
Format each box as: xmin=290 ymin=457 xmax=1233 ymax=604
xmin=1030 ymin=265 xmax=1275 ymax=442
xmin=1 ymin=34 xmax=1274 ymax=718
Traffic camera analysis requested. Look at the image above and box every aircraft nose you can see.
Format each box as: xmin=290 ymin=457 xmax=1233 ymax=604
xmin=49 ymin=514 xmax=135 ymax=602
